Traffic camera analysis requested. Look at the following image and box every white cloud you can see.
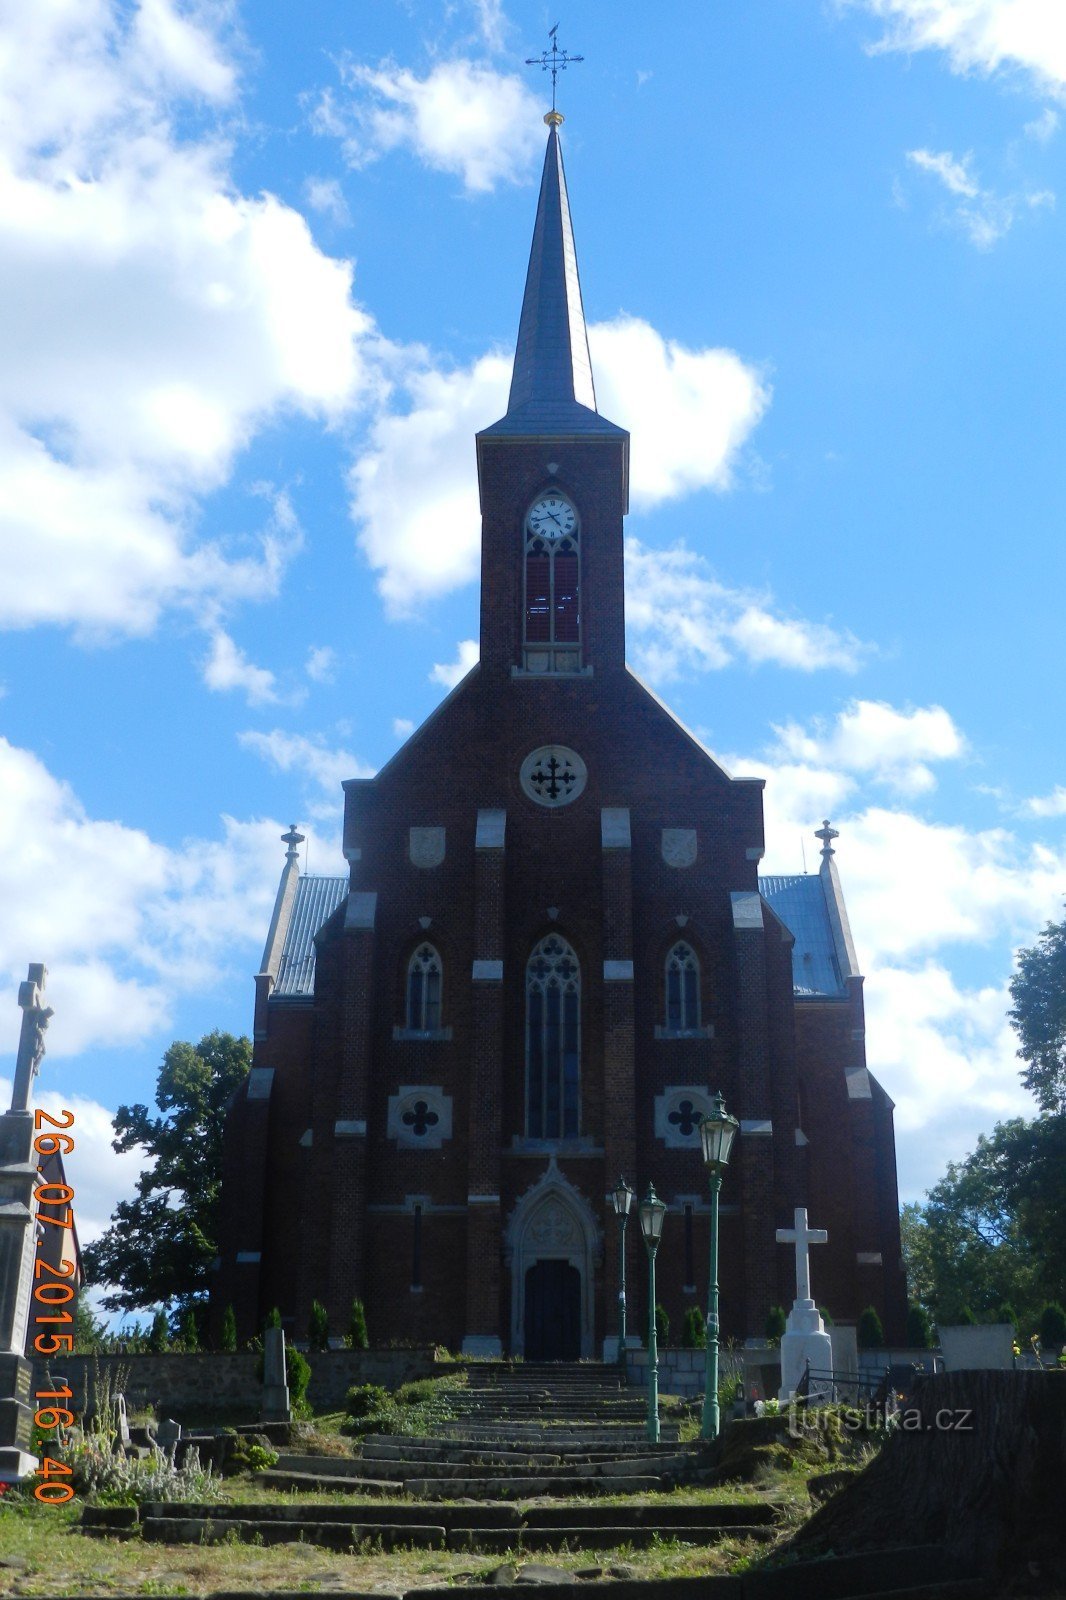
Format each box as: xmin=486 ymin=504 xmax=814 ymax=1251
xmin=313 ymin=58 xmax=542 ymax=193
xmin=350 ymin=320 xmax=769 ymax=612
xmin=0 ymin=738 xmax=295 ymax=1059
xmin=591 ymin=319 xmax=771 ymax=506
xmin=768 ymin=699 xmax=966 ymax=795
xmin=0 ymin=0 xmax=377 ymax=641
xmin=304 ymin=176 xmax=350 ymax=226
xmin=305 ymin=645 xmax=337 ymax=684
xmin=849 ymin=1 xmax=1066 ymax=98
xmin=430 ymin=639 xmax=480 ymax=690
xmin=907 ymin=147 xmax=980 ymax=196
xmin=202 ymin=630 xmax=287 ymax=706
xmin=472 ymin=0 xmax=508 ymax=52
xmin=625 ymin=540 xmax=865 ymax=681
xmin=1023 ymin=784 xmax=1066 ymax=817
xmin=1025 ymin=106 xmax=1060 ymax=140
xmin=906 ymin=145 xmax=1053 ymax=247
xmin=238 ymin=728 xmax=373 ymax=802
xmin=393 ymin=717 xmax=415 ymax=739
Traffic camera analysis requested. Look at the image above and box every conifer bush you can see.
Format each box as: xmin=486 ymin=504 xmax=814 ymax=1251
xmin=347 ymin=1297 xmax=369 ymax=1349
xmin=220 ymin=1303 xmax=237 ymax=1352
xmin=681 ymin=1305 xmax=705 ymax=1348
xmin=857 ymin=1305 xmax=885 ymax=1349
xmin=308 ymin=1299 xmax=330 ymax=1352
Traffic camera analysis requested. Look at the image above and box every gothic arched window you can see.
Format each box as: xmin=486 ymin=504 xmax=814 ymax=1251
xmin=406 ymin=945 xmax=442 ymax=1032
xmin=665 ymin=942 xmax=700 ymax=1033
xmin=524 ymin=496 xmax=581 ymax=673
xmin=526 ymin=935 xmax=580 ymax=1138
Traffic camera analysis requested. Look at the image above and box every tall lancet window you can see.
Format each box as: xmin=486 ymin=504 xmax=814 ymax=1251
xmin=406 ymin=945 xmax=442 ymax=1032
xmin=526 ymin=935 xmax=581 ymax=1138
xmin=666 ymin=942 xmax=700 ymax=1033
xmin=524 ymin=492 xmax=581 ymax=673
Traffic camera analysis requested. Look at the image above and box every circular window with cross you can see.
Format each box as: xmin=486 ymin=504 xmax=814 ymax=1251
xmin=654 ymin=1086 xmax=714 ymax=1150
xmin=519 ymin=745 xmax=588 ymax=808
xmin=387 ymin=1085 xmax=453 ymax=1150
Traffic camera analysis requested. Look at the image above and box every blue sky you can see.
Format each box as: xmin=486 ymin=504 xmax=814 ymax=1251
xmin=2 ymin=0 xmax=1065 ymax=1265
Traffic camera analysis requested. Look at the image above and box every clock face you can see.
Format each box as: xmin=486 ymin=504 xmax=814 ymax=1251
xmin=527 ymin=493 xmax=577 ymax=541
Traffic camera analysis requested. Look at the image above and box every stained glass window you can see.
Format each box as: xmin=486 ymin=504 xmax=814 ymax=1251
xmin=666 ymin=942 xmax=700 ymax=1032
xmin=526 ymin=935 xmax=580 ymax=1138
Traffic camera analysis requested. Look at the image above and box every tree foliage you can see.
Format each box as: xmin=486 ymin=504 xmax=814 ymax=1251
xmin=346 ymin=1299 xmax=368 ymax=1350
xmin=857 ymin=1306 xmax=884 ymax=1349
xmin=82 ymin=1031 xmax=251 ymax=1315
xmin=1009 ymin=911 xmax=1066 ymax=1113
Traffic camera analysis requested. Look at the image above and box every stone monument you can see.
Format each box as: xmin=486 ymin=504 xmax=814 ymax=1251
xmin=260 ymin=1325 xmax=291 ymax=1423
xmin=776 ymin=1206 xmax=833 ymax=1402
xmin=0 ymin=965 xmax=55 ymax=1479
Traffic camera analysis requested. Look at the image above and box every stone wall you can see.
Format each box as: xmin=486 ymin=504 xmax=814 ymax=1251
xmin=32 ymin=1347 xmax=437 ymax=1418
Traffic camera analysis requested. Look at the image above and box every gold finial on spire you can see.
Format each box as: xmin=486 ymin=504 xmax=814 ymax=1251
xmin=544 ymin=110 xmax=564 ymax=127
xmin=525 ymin=24 xmax=584 ymax=116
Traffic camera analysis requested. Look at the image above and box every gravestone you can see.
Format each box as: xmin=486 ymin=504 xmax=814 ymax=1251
xmin=114 ymin=1391 xmax=130 ymax=1448
xmin=261 ymin=1325 xmax=291 ymax=1422
xmin=777 ymin=1206 xmax=834 ymax=1401
xmin=157 ymin=1417 xmax=182 ymax=1456
xmin=0 ymin=966 xmax=55 ymax=1481
xmin=938 ymin=1323 xmax=1014 ymax=1372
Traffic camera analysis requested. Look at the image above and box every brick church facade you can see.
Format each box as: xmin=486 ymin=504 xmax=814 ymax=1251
xmin=215 ymin=115 xmax=907 ymax=1356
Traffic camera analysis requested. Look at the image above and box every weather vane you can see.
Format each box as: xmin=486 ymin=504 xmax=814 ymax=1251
xmin=525 ymin=24 xmax=584 ymax=115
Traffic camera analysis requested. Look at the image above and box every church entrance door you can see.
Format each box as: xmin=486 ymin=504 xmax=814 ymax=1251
xmin=524 ymin=1259 xmax=581 ymax=1360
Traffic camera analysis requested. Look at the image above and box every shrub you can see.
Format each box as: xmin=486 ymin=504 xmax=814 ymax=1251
xmin=654 ymin=1303 xmax=670 ymax=1347
xmin=395 ymin=1379 xmax=436 ymax=1407
xmin=254 ymin=1343 xmax=311 ymax=1416
xmin=345 ymin=1384 xmax=389 ymax=1420
xmin=906 ymin=1303 xmax=934 ymax=1349
xmin=147 ymin=1309 xmax=169 ymax=1353
xmin=347 ymin=1298 xmax=369 ymax=1350
xmin=680 ymin=1306 xmax=705 ymax=1349
xmin=956 ymin=1305 xmax=976 ymax=1326
xmin=996 ymin=1303 xmax=1018 ymax=1328
xmin=308 ymin=1300 xmax=330 ymax=1352
xmin=764 ymin=1305 xmax=787 ymax=1343
xmin=857 ymin=1306 xmax=885 ymax=1349
xmin=265 ymin=1306 xmax=282 ymax=1330
xmin=819 ymin=1307 xmax=834 ymax=1328
xmin=1039 ymin=1302 xmax=1066 ymax=1348
xmin=220 ymin=1304 xmax=237 ymax=1352
xmin=68 ymin=1439 xmax=216 ymax=1505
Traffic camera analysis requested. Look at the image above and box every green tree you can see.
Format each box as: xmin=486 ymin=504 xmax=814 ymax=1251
xmin=346 ymin=1299 xmax=369 ymax=1350
xmin=1009 ymin=911 xmax=1066 ymax=1113
xmin=654 ymin=1304 xmax=670 ymax=1347
xmin=857 ymin=1306 xmax=885 ymax=1349
xmin=265 ymin=1306 xmax=282 ymax=1330
xmin=179 ymin=1305 xmax=199 ymax=1351
xmin=147 ymin=1308 xmax=169 ymax=1353
xmin=906 ymin=1302 xmax=934 ymax=1349
xmin=308 ymin=1299 xmax=330 ymax=1352
xmin=764 ymin=1305 xmax=786 ymax=1343
xmin=220 ymin=1304 xmax=238 ymax=1352
xmin=1039 ymin=1302 xmax=1066 ymax=1348
xmin=73 ymin=1299 xmax=108 ymax=1353
xmin=681 ymin=1306 xmax=705 ymax=1349
xmin=81 ymin=1031 xmax=252 ymax=1316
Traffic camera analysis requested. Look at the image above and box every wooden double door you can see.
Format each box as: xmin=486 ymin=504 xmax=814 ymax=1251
xmin=523 ymin=1258 xmax=581 ymax=1360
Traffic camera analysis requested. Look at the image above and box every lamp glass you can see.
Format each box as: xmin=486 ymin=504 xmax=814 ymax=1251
xmin=699 ymin=1095 xmax=739 ymax=1171
xmin=612 ymin=1177 xmax=633 ymax=1217
xmin=638 ymin=1185 xmax=667 ymax=1244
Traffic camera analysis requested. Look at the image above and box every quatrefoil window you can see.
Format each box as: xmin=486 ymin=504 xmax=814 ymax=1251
xmin=668 ymin=1099 xmax=701 ymax=1138
xmin=401 ymin=1100 xmax=439 ymax=1138
xmin=519 ymin=745 xmax=587 ymax=808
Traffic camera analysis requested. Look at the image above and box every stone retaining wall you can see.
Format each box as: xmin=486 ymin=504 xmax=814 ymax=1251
xmin=31 ymin=1347 xmax=437 ymax=1418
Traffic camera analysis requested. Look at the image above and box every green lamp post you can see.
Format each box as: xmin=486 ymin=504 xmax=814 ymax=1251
xmin=699 ymin=1091 xmax=740 ymax=1440
xmin=639 ymin=1182 xmax=667 ymax=1444
xmin=611 ymin=1177 xmax=634 ymax=1373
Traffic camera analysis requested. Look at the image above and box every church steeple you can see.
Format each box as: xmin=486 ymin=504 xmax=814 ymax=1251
xmin=481 ymin=116 xmax=626 ymax=439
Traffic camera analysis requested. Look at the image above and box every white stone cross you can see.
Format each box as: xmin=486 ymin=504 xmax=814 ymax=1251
xmin=776 ymin=1206 xmax=828 ymax=1304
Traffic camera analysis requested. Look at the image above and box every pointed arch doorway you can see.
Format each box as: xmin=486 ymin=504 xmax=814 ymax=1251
xmin=506 ymin=1159 xmax=601 ymax=1358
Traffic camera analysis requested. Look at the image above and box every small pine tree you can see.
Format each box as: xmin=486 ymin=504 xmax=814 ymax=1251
xmin=857 ymin=1305 xmax=885 ymax=1349
xmin=680 ymin=1305 xmax=705 ymax=1349
xmin=819 ymin=1306 xmax=834 ymax=1328
xmin=1039 ymin=1302 xmax=1066 ymax=1348
xmin=308 ymin=1299 xmax=330 ymax=1352
xmin=347 ymin=1298 xmax=369 ymax=1350
xmin=220 ymin=1303 xmax=238 ymax=1352
xmin=956 ymin=1305 xmax=977 ymax=1326
xmin=265 ymin=1306 xmax=282 ymax=1330
xmin=764 ymin=1305 xmax=787 ymax=1343
xmin=996 ymin=1303 xmax=1018 ymax=1329
xmin=147 ymin=1308 xmax=169 ymax=1353
xmin=655 ymin=1303 xmax=670 ymax=1347
xmin=906 ymin=1302 xmax=934 ymax=1349
xmin=180 ymin=1305 xmax=199 ymax=1352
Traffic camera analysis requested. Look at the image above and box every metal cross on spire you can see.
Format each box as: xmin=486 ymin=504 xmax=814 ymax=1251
xmin=525 ymin=24 xmax=584 ymax=115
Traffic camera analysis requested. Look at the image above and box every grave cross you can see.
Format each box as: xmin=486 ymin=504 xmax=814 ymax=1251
xmin=776 ymin=1206 xmax=828 ymax=1304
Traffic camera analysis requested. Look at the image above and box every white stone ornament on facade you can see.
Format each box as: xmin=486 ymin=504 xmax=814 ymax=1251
xmin=387 ymin=1086 xmax=453 ymax=1150
xmin=661 ymin=828 xmax=697 ymax=868
xmin=520 ymin=746 xmax=587 ymax=807
xmin=654 ymin=1085 xmax=713 ymax=1148
xmin=408 ymin=827 xmax=445 ymax=868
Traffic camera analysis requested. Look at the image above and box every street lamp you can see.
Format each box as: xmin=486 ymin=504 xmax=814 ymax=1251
xmin=698 ymin=1090 xmax=739 ymax=1440
xmin=611 ymin=1177 xmax=634 ymax=1373
xmin=638 ymin=1182 xmax=667 ymax=1444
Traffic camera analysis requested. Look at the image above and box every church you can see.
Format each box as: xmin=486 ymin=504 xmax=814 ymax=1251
xmin=214 ymin=112 xmax=907 ymax=1358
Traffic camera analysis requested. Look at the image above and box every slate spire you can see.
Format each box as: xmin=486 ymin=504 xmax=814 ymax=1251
xmin=483 ymin=113 xmax=625 ymax=438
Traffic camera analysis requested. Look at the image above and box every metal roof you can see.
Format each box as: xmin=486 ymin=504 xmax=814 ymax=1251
xmin=759 ymin=874 xmax=847 ymax=998
xmin=480 ymin=122 xmax=625 ymax=441
xmin=272 ymin=875 xmax=346 ymax=999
